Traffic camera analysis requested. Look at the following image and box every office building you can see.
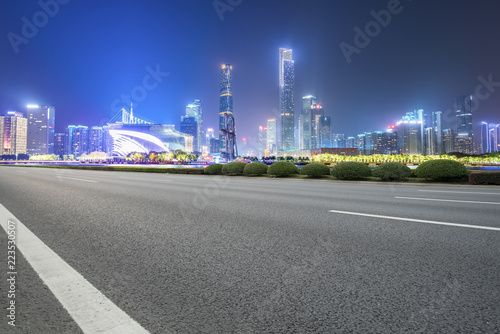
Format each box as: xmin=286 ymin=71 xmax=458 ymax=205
xmin=332 ymin=134 xmax=346 ymax=148
xmin=300 ymin=96 xmax=316 ymax=149
xmin=0 ymin=111 xmax=27 ymax=155
xmin=431 ymin=111 xmax=443 ymax=154
xmin=310 ymin=104 xmax=324 ymax=149
xmin=267 ymin=118 xmax=277 ymax=156
xmin=206 ymin=128 xmax=215 ymax=147
xmin=397 ymin=111 xmax=423 ymax=154
xmin=185 ymin=100 xmax=203 ymax=152
xmin=219 ymin=64 xmax=235 ymax=156
xmin=66 ymin=125 xmax=89 ymax=157
xmin=381 ymin=127 xmax=398 ymax=154
xmin=54 ymin=132 xmax=65 ymax=156
xmin=279 ymin=48 xmax=295 ymax=150
xmin=320 ymin=116 xmax=332 ymax=148
xmin=455 ymin=95 xmax=473 ymax=154
xmin=346 ymin=136 xmax=355 ymax=149
xmin=27 ymin=105 xmax=55 ymax=155
xmin=258 ymin=125 xmax=267 ymax=157
xmin=89 ymin=126 xmax=105 ymax=153
xmin=180 ymin=116 xmax=198 ymax=152
xmin=443 ymin=128 xmax=455 ymax=153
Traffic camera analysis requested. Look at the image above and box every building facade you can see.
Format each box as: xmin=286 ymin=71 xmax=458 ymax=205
xmin=455 ymin=95 xmax=473 ymax=154
xmin=0 ymin=111 xmax=27 ymax=155
xmin=279 ymin=48 xmax=295 ymax=150
xmin=27 ymin=105 xmax=55 ymax=155
xmin=219 ymin=64 xmax=234 ymax=155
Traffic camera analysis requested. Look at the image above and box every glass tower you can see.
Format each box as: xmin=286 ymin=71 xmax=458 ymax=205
xmin=27 ymin=105 xmax=55 ymax=155
xmin=219 ymin=64 xmax=233 ymax=154
xmin=279 ymin=48 xmax=295 ymax=150
xmin=455 ymin=95 xmax=473 ymax=154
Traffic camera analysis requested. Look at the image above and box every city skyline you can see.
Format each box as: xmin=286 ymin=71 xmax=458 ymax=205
xmin=2 ymin=0 xmax=500 ymax=143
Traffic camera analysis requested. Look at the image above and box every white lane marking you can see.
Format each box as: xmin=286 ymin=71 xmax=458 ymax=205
xmin=57 ymin=176 xmax=97 ymax=183
xmin=328 ymin=210 xmax=500 ymax=231
xmin=0 ymin=204 xmax=151 ymax=334
xmin=395 ymin=196 xmax=500 ymax=205
xmin=418 ymin=190 xmax=500 ymax=195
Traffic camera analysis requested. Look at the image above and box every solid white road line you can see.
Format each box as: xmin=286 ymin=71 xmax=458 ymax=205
xmin=56 ymin=176 xmax=97 ymax=183
xmin=0 ymin=204 xmax=151 ymax=334
xmin=328 ymin=210 xmax=500 ymax=231
xmin=418 ymin=190 xmax=500 ymax=195
xmin=395 ymin=196 xmax=500 ymax=205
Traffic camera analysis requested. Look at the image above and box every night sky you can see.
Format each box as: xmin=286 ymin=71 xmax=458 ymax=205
xmin=2 ymin=0 xmax=500 ymax=148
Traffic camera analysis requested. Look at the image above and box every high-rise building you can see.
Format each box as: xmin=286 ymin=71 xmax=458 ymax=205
xmin=483 ymin=122 xmax=500 ymax=153
xmin=66 ymin=125 xmax=89 ymax=157
xmin=490 ymin=124 xmax=500 ymax=153
xmin=279 ymin=48 xmax=295 ymax=150
xmin=89 ymin=126 xmax=105 ymax=153
xmin=27 ymin=105 xmax=55 ymax=155
xmin=432 ymin=111 xmax=443 ymax=154
xmin=320 ymin=116 xmax=332 ymax=148
xmin=425 ymin=127 xmax=437 ymax=155
xmin=370 ymin=131 xmax=384 ymax=155
xmin=0 ymin=111 xmax=27 ymax=156
xmin=54 ymin=133 xmax=65 ymax=157
xmin=300 ymin=96 xmax=316 ymax=149
xmin=455 ymin=95 xmax=473 ymax=154
xmin=267 ymin=118 xmax=277 ymax=156
xmin=258 ymin=125 xmax=267 ymax=157
xmin=346 ymin=136 xmax=355 ymax=149
xmin=356 ymin=134 xmax=366 ymax=155
xmin=206 ymin=128 xmax=215 ymax=147
xmin=310 ymin=104 xmax=324 ymax=149
xmin=185 ymin=100 xmax=203 ymax=152
xmin=443 ymin=128 xmax=455 ymax=153
xmin=397 ymin=111 xmax=423 ymax=154
xmin=209 ymin=137 xmax=220 ymax=154
xmin=332 ymin=134 xmax=346 ymax=148
xmin=381 ymin=127 xmax=398 ymax=154
xmin=218 ymin=64 xmax=236 ymax=158
xmin=180 ymin=116 xmax=198 ymax=151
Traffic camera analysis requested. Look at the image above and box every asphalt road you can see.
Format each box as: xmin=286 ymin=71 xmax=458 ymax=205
xmin=1 ymin=166 xmax=499 ymax=333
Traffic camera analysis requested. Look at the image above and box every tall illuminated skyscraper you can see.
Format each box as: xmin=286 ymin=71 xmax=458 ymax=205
xmin=432 ymin=111 xmax=443 ymax=154
xmin=219 ymin=64 xmax=234 ymax=155
xmin=65 ymin=125 xmax=89 ymax=157
xmin=185 ymin=99 xmax=203 ymax=152
xmin=279 ymin=48 xmax=295 ymax=150
xmin=27 ymin=105 xmax=55 ymax=155
xmin=455 ymin=95 xmax=473 ymax=154
xmin=0 ymin=111 xmax=27 ymax=155
xmin=300 ymin=95 xmax=316 ymax=149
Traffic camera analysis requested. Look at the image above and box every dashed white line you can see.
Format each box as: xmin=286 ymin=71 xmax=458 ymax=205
xmin=56 ymin=176 xmax=97 ymax=183
xmin=418 ymin=190 xmax=500 ymax=195
xmin=0 ymin=204 xmax=151 ymax=334
xmin=395 ymin=196 xmax=500 ymax=205
xmin=328 ymin=210 xmax=500 ymax=231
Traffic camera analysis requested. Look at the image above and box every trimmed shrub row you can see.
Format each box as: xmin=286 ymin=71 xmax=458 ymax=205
xmin=300 ymin=162 xmax=330 ymax=177
xmin=469 ymin=171 xmax=500 ymax=185
xmin=415 ymin=159 xmax=469 ymax=181
xmin=331 ymin=162 xmax=371 ymax=180
xmin=243 ymin=162 xmax=268 ymax=175
xmin=372 ymin=162 xmax=411 ymax=181
xmin=268 ymin=161 xmax=299 ymax=177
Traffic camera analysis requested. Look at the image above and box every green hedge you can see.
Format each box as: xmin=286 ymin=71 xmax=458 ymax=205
xmin=415 ymin=159 xmax=468 ymax=181
xmin=268 ymin=161 xmax=299 ymax=177
xmin=331 ymin=162 xmax=371 ymax=180
xmin=469 ymin=171 xmax=500 ymax=185
xmin=204 ymin=163 xmax=224 ymax=175
xmin=300 ymin=163 xmax=330 ymax=177
xmin=243 ymin=162 xmax=268 ymax=175
xmin=222 ymin=161 xmax=247 ymax=175
xmin=373 ymin=162 xmax=411 ymax=181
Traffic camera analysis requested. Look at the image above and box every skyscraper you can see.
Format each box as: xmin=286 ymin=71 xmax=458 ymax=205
xmin=443 ymin=128 xmax=455 ymax=153
xmin=397 ymin=111 xmax=422 ymax=154
xmin=432 ymin=111 xmax=443 ymax=154
xmin=65 ymin=125 xmax=89 ymax=157
xmin=310 ymin=104 xmax=324 ymax=149
xmin=266 ymin=119 xmax=277 ymax=156
xmin=320 ymin=116 xmax=332 ymax=148
xmin=332 ymin=134 xmax=346 ymax=148
xmin=27 ymin=105 xmax=55 ymax=155
xmin=218 ymin=64 xmax=236 ymax=159
xmin=279 ymin=48 xmax=295 ymax=150
xmin=54 ymin=133 xmax=65 ymax=157
xmin=258 ymin=125 xmax=267 ymax=157
xmin=90 ymin=126 xmax=105 ymax=152
xmin=185 ymin=100 xmax=203 ymax=152
xmin=0 ymin=111 xmax=27 ymax=156
xmin=455 ymin=95 xmax=473 ymax=154
xmin=481 ymin=121 xmax=490 ymax=153
xmin=300 ymin=95 xmax=316 ymax=149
